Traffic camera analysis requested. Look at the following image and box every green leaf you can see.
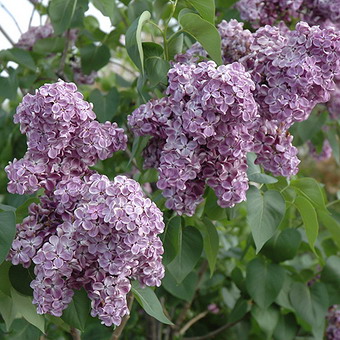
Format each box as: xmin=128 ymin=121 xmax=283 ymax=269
xmin=328 ymin=125 xmax=340 ymax=165
xmin=0 ymin=261 xmax=12 ymax=296
xmin=204 ymin=188 xmax=226 ymax=221
xmin=16 ymin=197 xmax=40 ymax=224
xmin=62 ymin=289 xmax=90 ymax=331
xmin=49 ymin=0 xmax=78 ymax=35
xmin=0 ymin=75 xmax=18 ymax=101
xmin=0 ymin=211 xmax=16 ymax=264
xmin=317 ymin=210 xmax=340 ymax=249
xmin=89 ymin=87 xmax=120 ymax=123
xmin=297 ymin=111 xmax=327 ymax=143
xmin=187 ymin=0 xmax=215 ymax=23
xmin=167 ymin=226 xmax=203 ymax=283
xmin=247 ymin=187 xmax=285 ymax=253
xmin=321 ymin=256 xmax=340 ymax=292
xmin=179 ymin=12 xmax=222 ymax=65
xmin=289 ymin=282 xmax=329 ymax=330
xmin=246 ymin=258 xmax=285 ymax=309
xmin=125 ymin=11 xmax=151 ymax=72
xmin=11 ymin=288 xmax=45 ymax=333
xmin=142 ymin=42 xmax=164 ymax=59
xmin=131 ymin=281 xmax=173 ymax=325
xmin=247 ymin=153 xmax=277 ymax=184
xmin=32 ymin=37 xmax=66 ymax=55
xmin=291 ymin=178 xmax=327 ymax=211
xmin=80 ymin=44 xmax=111 ymax=74
xmin=294 ymin=195 xmax=318 ymax=253
xmin=91 ymin=0 xmax=117 ymax=25
xmin=145 ymin=57 xmax=170 ymax=87
xmin=0 ymin=291 xmax=16 ymax=331
xmin=162 ymin=216 xmax=182 ymax=265
xmin=162 ymin=270 xmax=198 ymax=301
xmin=273 ymin=314 xmax=298 ymax=340
xmin=9 ymin=265 xmax=34 ymax=296
xmin=4 ymin=48 xmax=36 ymax=71
xmin=251 ymin=305 xmax=280 ymax=339
xmin=167 ymin=33 xmax=184 ymax=60
xmin=228 ymin=297 xmax=248 ymax=324
xmin=194 ymin=218 xmax=219 ymax=276
xmin=261 ymin=228 xmax=301 ymax=263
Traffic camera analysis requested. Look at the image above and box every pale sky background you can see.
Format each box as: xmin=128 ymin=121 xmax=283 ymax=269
xmin=0 ymin=0 xmax=112 ymax=50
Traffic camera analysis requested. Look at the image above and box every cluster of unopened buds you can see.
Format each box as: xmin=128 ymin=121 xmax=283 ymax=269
xmin=5 ymin=80 xmax=165 ymax=326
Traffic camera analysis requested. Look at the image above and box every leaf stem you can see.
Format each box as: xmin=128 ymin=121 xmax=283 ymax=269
xmin=179 ymin=311 xmax=209 ymax=336
xmin=0 ymin=2 xmax=22 ymax=33
xmin=111 ymin=293 xmax=134 ymax=340
xmin=70 ymin=328 xmax=81 ymax=340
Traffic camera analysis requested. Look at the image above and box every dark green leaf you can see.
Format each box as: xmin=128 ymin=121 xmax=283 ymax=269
xmin=162 ymin=270 xmax=198 ymax=301
xmin=90 ymin=87 xmax=120 ymax=123
xmin=16 ymin=197 xmax=40 ymax=224
xmin=167 ymin=226 xmax=203 ymax=283
xmin=228 ymin=297 xmax=248 ymax=324
xmin=179 ymin=12 xmax=222 ymax=65
xmin=0 ymin=211 xmax=16 ymax=264
xmin=92 ymin=0 xmax=118 ymax=25
xmin=187 ymin=0 xmax=215 ymax=23
xmin=142 ymin=42 xmax=164 ymax=59
xmin=273 ymin=314 xmax=298 ymax=340
xmin=204 ymin=188 xmax=226 ymax=221
xmin=125 ymin=11 xmax=151 ymax=71
xmin=194 ymin=218 xmax=219 ymax=276
xmin=251 ymin=305 xmax=280 ymax=339
xmin=317 ymin=210 xmax=340 ymax=249
xmin=131 ymin=281 xmax=173 ymax=325
xmin=62 ymin=288 xmax=90 ymax=331
xmin=246 ymin=258 xmax=285 ymax=309
xmin=0 ymin=76 xmax=18 ymax=101
xmin=167 ymin=33 xmax=184 ymax=60
xmin=261 ymin=228 xmax=301 ymax=263
xmin=294 ymin=195 xmax=318 ymax=253
xmin=4 ymin=48 xmax=36 ymax=71
xmin=231 ymin=267 xmax=247 ymax=294
xmin=247 ymin=187 xmax=285 ymax=253
xmin=145 ymin=57 xmax=170 ymax=86
xmin=297 ymin=111 xmax=327 ymax=143
xmin=33 ymin=37 xmax=66 ymax=55
xmin=0 ymin=261 xmax=12 ymax=296
xmin=321 ymin=256 xmax=340 ymax=291
xmin=9 ymin=265 xmax=34 ymax=296
xmin=80 ymin=44 xmax=110 ymax=74
xmin=49 ymin=0 xmax=78 ymax=34
xmin=328 ymin=125 xmax=340 ymax=165
xmin=162 ymin=216 xmax=182 ymax=265
xmin=0 ymin=291 xmax=15 ymax=331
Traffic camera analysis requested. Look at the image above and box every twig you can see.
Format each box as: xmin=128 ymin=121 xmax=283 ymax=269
xmin=0 ymin=2 xmax=22 ymax=33
xmin=70 ymin=328 xmax=81 ymax=340
xmin=28 ymin=2 xmax=36 ymax=29
xmin=0 ymin=25 xmax=14 ymax=46
xmin=111 ymin=293 xmax=134 ymax=340
xmin=57 ymin=30 xmax=71 ymax=81
xmin=183 ymin=316 xmax=246 ymax=340
xmin=179 ymin=311 xmax=208 ymax=336
xmin=110 ymin=59 xmax=138 ymax=77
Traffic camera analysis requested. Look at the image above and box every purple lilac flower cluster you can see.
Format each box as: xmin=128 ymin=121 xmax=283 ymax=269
xmin=308 ymin=139 xmax=332 ymax=161
xmin=235 ymin=0 xmax=340 ymax=29
xmin=6 ymin=80 xmax=126 ymax=194
xmin=235 ymin=0 xmax=303 ymax=28
xmin=16 ymin=24 xmax=54 ymax=50
xmin=326 ymin=305 xmax=340 ymax=339
xmin=6 ymin=80 xmax=165 ymax=326
xmin=128 ymin=61 xmax=258 ymax=215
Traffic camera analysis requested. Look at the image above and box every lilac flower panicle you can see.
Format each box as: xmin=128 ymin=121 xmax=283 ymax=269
xmin=308 ymin=139 xmax=332 ymax=161
xmin=16 ymin=24 xmax=54 ymax=50
xmin=6 ymin=80 xmax=165 ymax=327
xmin=327 ymin=305 xmax=340 ymax=339
xmin=129 ymin=61 xmax=258 ymax=216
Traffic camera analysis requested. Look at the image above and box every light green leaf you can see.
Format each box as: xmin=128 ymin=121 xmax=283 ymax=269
xmin=187 ymin=0 xmax=215 ymax=23
xmin=125 ymin=11 xmax=151 ymax=72
xmin=294 ymin=195 xmax=318 ymax=253
xmin=33 ymin=37 xmax=66 ymax=55
xmin=0 ymin=211 xmax=16 ymax=264
xmin=145 ymin=56 xmax=170 ymax=87
xmin=167 ymin=226 xmax=203 ymax=283
xmin=246 ymin=258 xmax=285 ymax=309
xmin=321 ymin=256 xmax=340 ymax=291
xmin=167 ymin=33 xmax=183 ymax=60
xmin=247 ymin=187 xmax=285 ymax=253
xmin=291 ymin=178 xmax=327 ymax=211
xmin=131 ymin=281 xmax=173 ymax=325
xmin=228 ymin=297 xmax=248 ymax=324
xmin=11 ymin=288 xmax=45 ymax=333
xmin=0 ymin=291 xmax=16 ymax=331
xmin=273 ymin=313 xmax=298 ymax=340
xmin=179 ymin=12 xmax=222 ymax=65
xmin=61 ymin=289 xmax=90 ymax=332
xmin=297 ymin=111 xmax=327 ymax=143
xmin=49 ymin=0 xmax=78 ymax=35
xmin=80 ymin=44 xmax=111 ymax=74
xmin=194 ymin=218 xmax=219 ymax=276
xmin=247 ymin=153 xmax=278 ymax=184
